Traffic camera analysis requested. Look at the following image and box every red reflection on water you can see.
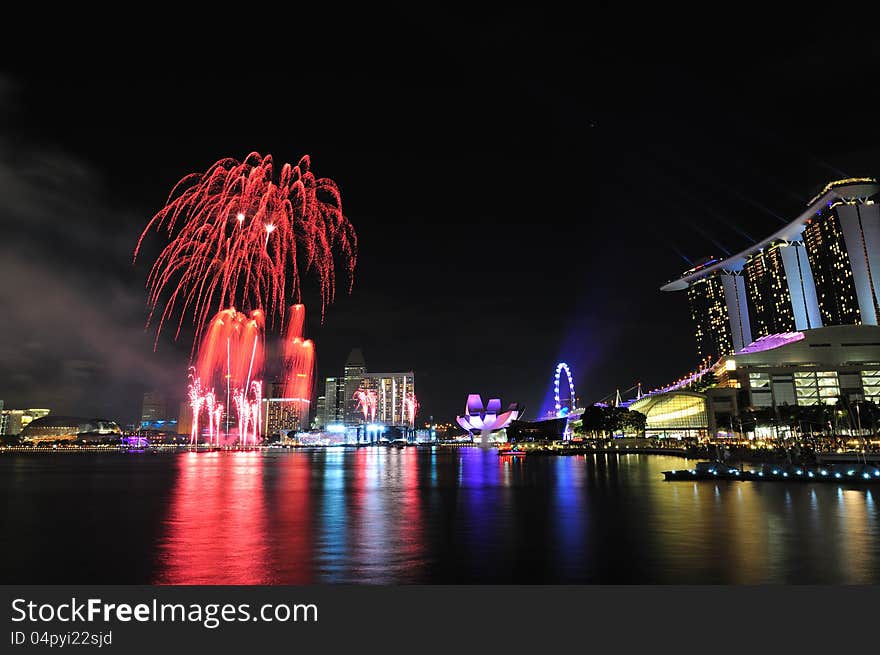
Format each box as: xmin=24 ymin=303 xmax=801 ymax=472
xmin=155 ymin=451 xmax=269 ymax=584
xmin=398 ymin=448 xmax=423 ymax=569
xmin=267 ymin=453 xmax=313 ymax=583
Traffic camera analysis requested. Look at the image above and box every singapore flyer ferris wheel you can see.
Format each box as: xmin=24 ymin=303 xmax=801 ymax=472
xmin=554 ymin=362 xmax=576 ymax=417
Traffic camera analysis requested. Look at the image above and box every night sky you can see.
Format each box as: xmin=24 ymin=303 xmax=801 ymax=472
xmin=2 ymin=12 xmax=880 ymax=425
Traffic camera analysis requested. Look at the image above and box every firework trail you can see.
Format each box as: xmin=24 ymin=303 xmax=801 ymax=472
xmin=210 ymin=401 xmax=224 ymax=444
xmin=134 ymin=152 xmax=357 ymax=346
xmin=404 ymin=392 xmax=418 ymax=427
xmin=186 ymin=369 xmax=205 ymax=445
xmin=281 ymin=304 xmax=315 ymax=430
xmin=204 ymin=391 xmax=216 ymax=445
xmin=195 ymin=308 xmax=265 ymax=389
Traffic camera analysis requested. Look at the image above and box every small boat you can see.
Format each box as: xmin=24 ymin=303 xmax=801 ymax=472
xmin=498 ymin=449 xmax=527 ymax=456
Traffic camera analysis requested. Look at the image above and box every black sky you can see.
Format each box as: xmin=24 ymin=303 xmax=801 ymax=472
xmin=2 ymin=10 xmax=880 ymax=424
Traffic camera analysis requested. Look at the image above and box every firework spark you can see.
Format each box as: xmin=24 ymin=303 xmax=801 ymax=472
xmin=186 ymin=307 xmax=266 ymax=446
xmin=135 ymin=152 xmax=357 ymax=346
xmin=354 ymin=388 xmax=378 ymax=423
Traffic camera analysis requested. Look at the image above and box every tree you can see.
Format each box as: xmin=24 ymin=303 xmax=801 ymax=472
xmin=574 ymin=405 xmax=647 ymax=439
xmin=605 ymin=407 xmax=628 ymax=437
xmin=621 ymin=409 xmax=647 ymax=436
xmin=578 ymin=405 xmax=608 ymax=439
xmin=803 ymin=403 xmax=835 ymax=436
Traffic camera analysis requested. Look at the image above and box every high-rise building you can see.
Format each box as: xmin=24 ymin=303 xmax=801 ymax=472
xmin=261 ymin=380 xmax=307 ymax=436
xmin=263 ymin=399 xmax=304 ymax=435
xmin=803 ymin=195 xmax=880 ymax=326
xmin=140 ymin=391 xmax=167 ymax=426
xmin=343 ymin=348 xmax=367 ymax=426
xmin=322 ymin=376 xmax=346 ymax=426
xmin=314 ymin=396 xmax=327 ymax=428
xmin=177 ymin=402 xmax=191 ymax=437
xmin=664 ymin=178 xmax=879 ymax=364
xmin=363 ymin=371 xmax=416 ymax=426
xmin=742 ymin=242 xmax=820 ymax=337
xmin=323 ymin=350 xmax=418 ymax=430
xmin=686 ymin=271 xmax=744 ymax=360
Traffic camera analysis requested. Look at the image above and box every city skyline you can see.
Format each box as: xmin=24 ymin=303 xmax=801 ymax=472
xmin=5 ymin=10 xmax=880 ymax=614
xmin=2 ymin=15 xmax=880 ymax=425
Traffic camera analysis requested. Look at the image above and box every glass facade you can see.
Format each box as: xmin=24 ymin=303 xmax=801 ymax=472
xmin=793 ymin=371 xmax=840 ymax=406
xmin=748 ymin=372 xmax=773 ymax=407
xmin=641 ymin=394 xmax=708 ymax=432
xmin=862 ymin=369 xmax=880 ymax=403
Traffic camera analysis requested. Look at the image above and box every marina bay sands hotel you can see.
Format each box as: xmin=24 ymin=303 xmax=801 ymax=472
xmin=663 ymin=178 xmax=880 ymax=362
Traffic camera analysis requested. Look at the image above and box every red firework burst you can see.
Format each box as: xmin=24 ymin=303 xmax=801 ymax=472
xmin=134 ymin=152 xmax=357 ymax=345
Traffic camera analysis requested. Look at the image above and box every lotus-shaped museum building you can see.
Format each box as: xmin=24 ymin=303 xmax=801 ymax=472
xmin=456 ymin=395 xmax=520 ymax=446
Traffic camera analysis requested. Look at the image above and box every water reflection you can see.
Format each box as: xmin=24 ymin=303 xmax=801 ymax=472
xmin=316 ymin=449 xmax=349 ymax=582
xmin=552 ymin=456 xmax=587 ymax=579
xmin=265 ymin=450 xmax=312 ymax=583
xmin=133 ymin=449 xmax=880 ymax=583
xmin=155 ymin=451 xmax=269 ymax=584
xmin=836 ymin=488 xmax=876 ymax=583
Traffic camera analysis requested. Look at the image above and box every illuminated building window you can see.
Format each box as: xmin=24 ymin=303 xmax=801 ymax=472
xmin=861 ymin=369 xmax=880 ymax=402
xmin=795 ymin=372 xmax=819 ymax=405
xmin=687 ymin=274 xmax=734 ymax=361
xmin=748 ymin=373 xmax=773 ymax=407
xmin=745 ymin=244 xmax=796 ymax=338
xmin=804 ymin=209 xmax=861 ymax=326
xmin=749 ymin=372 xmax=770 ymax=388
xmin=794 ymin=371 xmax=839 ymax=406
